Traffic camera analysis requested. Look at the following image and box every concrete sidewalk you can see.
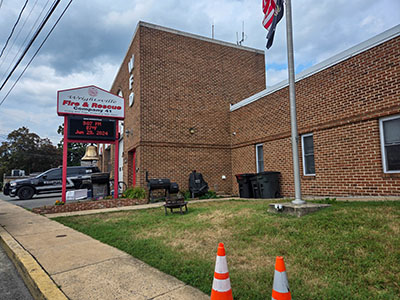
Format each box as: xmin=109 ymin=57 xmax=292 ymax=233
xmin=0 ymin=200 xmax=209 ymax=300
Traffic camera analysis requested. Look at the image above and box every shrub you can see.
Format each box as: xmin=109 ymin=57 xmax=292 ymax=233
xmin=123 ymin=187 xmax=146 ymax=199
xmin=182 ymin=190 xmax=219 ymax=200
xmin=199 ymin=190 xmax=218 ymax=199
xmin=182 ymin=190 xmax=191 ymax=200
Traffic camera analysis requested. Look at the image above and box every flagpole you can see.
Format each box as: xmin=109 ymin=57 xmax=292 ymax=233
xmin=284 ymin=0 xmax=305 ymax=204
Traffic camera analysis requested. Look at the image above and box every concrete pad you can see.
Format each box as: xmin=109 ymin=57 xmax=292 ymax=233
xmin=14 ymin=227 xmax=95 ymax=251
xmin=2 ymin=219 xmax=69 ymax=237
xmin=269 ymin=202 xmax=331 ymax=217
xmin=52 ymin=256 xmax=199 ymax=300
xmin=27 ymin=239 xmax=129 ymax=275
xmin=152 ymin=285 xmax=209 ymax=300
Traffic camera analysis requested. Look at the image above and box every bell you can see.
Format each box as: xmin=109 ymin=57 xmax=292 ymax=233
xmin=81 ymin=144 xmax=99 ymax=161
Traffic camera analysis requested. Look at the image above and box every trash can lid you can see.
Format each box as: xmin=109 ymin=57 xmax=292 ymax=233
xmin=257 ymin=171 xmax=280 ymax=175
xmin=235 ymin=173 xmax=255 ymax=177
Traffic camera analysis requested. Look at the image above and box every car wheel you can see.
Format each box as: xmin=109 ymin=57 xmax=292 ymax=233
xmin=17 ymin=186 xmax=34 ymax=200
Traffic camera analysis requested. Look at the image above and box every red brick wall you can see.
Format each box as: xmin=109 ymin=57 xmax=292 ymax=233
xmin=231 ymin=37 xmax=400 ymax=197
xmin=110 ymin=23 xmax=265 ymax=193
xmin=141 ymin=145 xmax=232 ymax=193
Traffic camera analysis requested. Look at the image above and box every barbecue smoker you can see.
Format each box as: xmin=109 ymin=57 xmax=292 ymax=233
xmin=145 ymin=171 xmax=179 ymax=202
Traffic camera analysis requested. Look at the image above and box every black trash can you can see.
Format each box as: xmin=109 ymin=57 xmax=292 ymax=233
xmin=91 ymin=172 xmax=110 ymax=198
xmin=235 ymin=173 xmax=255 ymax=198
xmin=250 ymin=175 xmax=261 ymax=198
xmin=255 ymin=171 xmax=280 ymax=198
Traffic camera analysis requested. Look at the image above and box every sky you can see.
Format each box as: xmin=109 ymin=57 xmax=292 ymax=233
xmin=0 ymin=0 xmax=399 ymax=144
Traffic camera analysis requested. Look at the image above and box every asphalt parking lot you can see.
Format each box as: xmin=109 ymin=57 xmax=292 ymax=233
xmin=0 ymin=246 xmax=33 ymax=300
xmin=0 ymin=192 xmax=63 ymax=209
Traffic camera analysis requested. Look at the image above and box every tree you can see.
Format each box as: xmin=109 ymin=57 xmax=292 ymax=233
xmin=57 ymin=124 xmax=86 ymax=166
xmin=0 ymin=127 xmax=62 ymax=179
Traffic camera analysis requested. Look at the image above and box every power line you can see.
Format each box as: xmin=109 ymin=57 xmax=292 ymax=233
xmin=0 ymin=0 xmax=40 ymax=72
xmin=0 ymin=0 xmax=49 ymax=82
xmin=0 ymin=0 xmax=29 ymax=58
xmin=0 ymin=0 xmax=73 ymax=107
xmin=0 ymin=0 xmax=61 ymax=91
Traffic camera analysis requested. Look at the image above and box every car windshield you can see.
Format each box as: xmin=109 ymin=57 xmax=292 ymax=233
xmin=35 ymin=169 xmax=55 ymax=178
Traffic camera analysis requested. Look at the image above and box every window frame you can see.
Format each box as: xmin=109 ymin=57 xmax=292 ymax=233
xmin=255 ymin=143 xmax=264 ymax=173
xmin=379 ymin=114 xmax=400 ymax=174
xmin=301 ymin=133 xmax=316 ymax=176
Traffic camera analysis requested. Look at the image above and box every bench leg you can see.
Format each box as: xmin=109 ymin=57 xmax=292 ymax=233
xmin=164 ymin=206 xmax=167 ymax=215
xmin=180 ymin=205 xmax=183 ymax=215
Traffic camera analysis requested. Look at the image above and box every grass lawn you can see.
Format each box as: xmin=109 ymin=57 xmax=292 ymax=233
xmin=54 ymin=200 xmax=400 ymax=299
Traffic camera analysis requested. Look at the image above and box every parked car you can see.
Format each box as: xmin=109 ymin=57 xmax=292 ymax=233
xmin=5 ymin=166 xmax=100 ymax=200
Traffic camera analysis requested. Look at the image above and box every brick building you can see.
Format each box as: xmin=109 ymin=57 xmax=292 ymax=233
xmin=101 ymin=22 xmax=400 ymax=198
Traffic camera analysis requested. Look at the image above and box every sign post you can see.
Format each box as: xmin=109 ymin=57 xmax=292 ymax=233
xmin=62 ymin=116 xmax=68 ymax=203
xmin=114 ymin=122 xmax=119 ymax=199
xmin=57 ymin=85 xmax=125 ymax=203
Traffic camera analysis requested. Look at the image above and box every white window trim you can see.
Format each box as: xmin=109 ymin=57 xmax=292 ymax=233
xmin=379 ymin=114 xmax=400 ymax=174
xmin=256 ymin=143 xmax=263 ymax=173
xmin=301 ymin=133 xmax=316 ymax=176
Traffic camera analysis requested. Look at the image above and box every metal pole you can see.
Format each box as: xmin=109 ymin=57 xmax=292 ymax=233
xmin=285 ymin=0 xmax=305 ymax=204
xmin=62 ymin=116 xmax=68 ymax=203
xmin=114 ymin=121 xmax=119 ymax=199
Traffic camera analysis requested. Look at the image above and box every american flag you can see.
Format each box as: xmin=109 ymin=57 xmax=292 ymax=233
xmin=262 ymin=0 xmax=276 ymax=31
xmin=262 ymin=0 xmax=284 ymax=49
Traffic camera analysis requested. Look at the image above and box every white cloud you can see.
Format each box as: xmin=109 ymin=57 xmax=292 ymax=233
xmin=0 ymin=59 xmax=120 ymax=143
xmin=266 ymin=68 xmax=288 ymax=87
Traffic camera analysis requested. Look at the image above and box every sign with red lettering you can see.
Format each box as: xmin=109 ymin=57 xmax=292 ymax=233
xmin=57 ymin=85 xmax=124 ymax=119
xmin=67 ymin=116 xmax=116 ymax=141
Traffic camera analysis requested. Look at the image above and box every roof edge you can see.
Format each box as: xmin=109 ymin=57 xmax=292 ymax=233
xmin=231 ymin=24 xmax=400 ymax=112
xmin=110 ymin=21 xmax=264 ymax=91
xmin=138 ymin=21 xmax=264 ymax=54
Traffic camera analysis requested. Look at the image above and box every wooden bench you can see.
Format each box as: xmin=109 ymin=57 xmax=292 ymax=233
xmin=164 ymin=195 xmax=188 ymax=215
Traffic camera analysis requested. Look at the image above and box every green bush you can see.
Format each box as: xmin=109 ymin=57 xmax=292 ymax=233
xmin=123 ymin=187 xmax=146 ymax=199
xmin=182 ymin=190 xmax=219 ymax=200
xmin=182 ymin=190 xmax=191 ymax=200
xmin=199 ymin=190 xmax=218 ymax=199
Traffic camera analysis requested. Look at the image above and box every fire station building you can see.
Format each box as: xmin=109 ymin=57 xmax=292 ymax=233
xmin=100 ymin=22 xmax=400 ymax=198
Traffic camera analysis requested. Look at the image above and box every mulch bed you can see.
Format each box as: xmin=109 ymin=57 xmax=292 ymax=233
xmin=32 ymin=198 xmax=148 ymax=215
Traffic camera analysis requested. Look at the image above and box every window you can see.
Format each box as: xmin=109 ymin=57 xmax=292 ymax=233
xmin=301 ymin=134 xmax=315 ymax=175
xmin=44 ymin=169 xmax=62 ymax=180
xmin=380 ymin=115 xmax=400 ymax=173
xmin=256 ymin=144 xmax=264 ymax=173
xmin=67 ymin=168 xmax=80 ymax=176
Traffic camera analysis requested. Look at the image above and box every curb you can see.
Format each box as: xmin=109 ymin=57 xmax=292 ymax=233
xmin=0 ymin=226 xmax=68 ymax=300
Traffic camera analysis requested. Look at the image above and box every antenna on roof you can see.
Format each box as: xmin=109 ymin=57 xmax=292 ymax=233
xmin=212 ymin=22 xmax=215 ymax=39
xmin=236 ymin=21 xmax=246 ymax=45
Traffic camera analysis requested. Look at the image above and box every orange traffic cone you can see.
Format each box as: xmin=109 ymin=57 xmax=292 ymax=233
xmin=211 ymin=243 xmax=233 ymax=300
xmin=272 ymin=256 xmax=291 ymax=300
